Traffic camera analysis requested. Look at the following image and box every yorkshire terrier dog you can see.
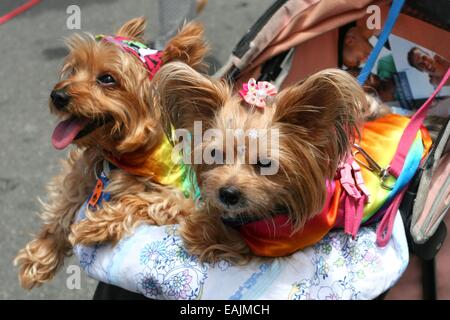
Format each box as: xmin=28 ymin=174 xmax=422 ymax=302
xmin=154 ymin=62 xmax=372 ymax=264
xmin=15 ymin=18 xmax=207 ymax=289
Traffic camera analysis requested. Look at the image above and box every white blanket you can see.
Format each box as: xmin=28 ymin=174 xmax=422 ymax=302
xmin=74 ymin=202 xmax=408 ymax=300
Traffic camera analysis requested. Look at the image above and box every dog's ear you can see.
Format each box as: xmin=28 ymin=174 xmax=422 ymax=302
xmin=274 ymin=69 xmax=366 ymax=172
xmin=162 ymin=22 xmax=209 ymax=71
xmin=152 ymin=61 xmax=228 ymax=135
xmin=116 ymin=17 xmax=146 ymax=42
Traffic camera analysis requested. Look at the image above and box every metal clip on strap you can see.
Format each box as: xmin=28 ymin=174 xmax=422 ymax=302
xmin=352 ymin=144 xmax=395 ymax=191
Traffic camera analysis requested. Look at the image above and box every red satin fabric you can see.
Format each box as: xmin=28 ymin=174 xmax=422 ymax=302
xmin=239 ymin=182 xmax=342 ymax=257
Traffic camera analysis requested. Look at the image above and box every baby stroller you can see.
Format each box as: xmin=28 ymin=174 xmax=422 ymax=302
xmin=79 ymin=0 xmax=450 ymax=300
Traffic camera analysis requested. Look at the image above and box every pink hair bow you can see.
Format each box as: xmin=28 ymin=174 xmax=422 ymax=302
xmin=239 ymin=78 xmax=277 ymax=108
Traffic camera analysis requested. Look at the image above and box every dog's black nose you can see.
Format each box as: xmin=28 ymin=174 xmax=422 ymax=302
xmin=219 ymin=186 xmax=241 ymax=206
xmin=50 ymin=89 xmax=70 ymax=110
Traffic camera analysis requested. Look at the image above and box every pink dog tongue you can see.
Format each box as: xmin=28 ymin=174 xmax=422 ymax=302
xmin=52 ymin=118 xmax=89 ymax=150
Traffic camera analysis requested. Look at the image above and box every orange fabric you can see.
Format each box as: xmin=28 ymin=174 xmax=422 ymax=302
xmin=240 ymin=182 xmax=342 ymax=257
xmin=109 ymin=148 xmax=163 ymax=180
xmin=88 ymin=179 xmax=104 ymax=207
xmin=281 ymin=29 xmax=339 ymax=88
xmin=420 ymin=126 xmax=432 ymax=158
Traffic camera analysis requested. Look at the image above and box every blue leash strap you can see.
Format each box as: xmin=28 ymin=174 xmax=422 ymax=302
xmin=357 ymin=0 xmax=405 ymax=85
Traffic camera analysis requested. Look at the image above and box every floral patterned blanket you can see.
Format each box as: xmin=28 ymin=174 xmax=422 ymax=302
xmin=74 ymin=203 xmax=409 ymax=300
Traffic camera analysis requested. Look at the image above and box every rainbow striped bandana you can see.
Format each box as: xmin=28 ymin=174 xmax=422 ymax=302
xmin=237 ymin=114 xmax=432 ymax=257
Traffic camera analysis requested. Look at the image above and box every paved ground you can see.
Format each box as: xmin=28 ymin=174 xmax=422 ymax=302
xmin=0 ymin=0 xmax=272 ymax=299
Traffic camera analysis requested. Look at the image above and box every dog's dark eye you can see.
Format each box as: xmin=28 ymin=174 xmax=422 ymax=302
xmin=97 ymin=74 xmax=116 ymax=86
xmin=257 ymin=158 xmax=272 ymax=168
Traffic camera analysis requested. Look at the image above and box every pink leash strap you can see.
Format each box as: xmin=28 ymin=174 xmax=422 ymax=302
xmin=376 ymin=188 xmax=407 ymax=247
xmin=344 ymin=195 xmax=367 ymax=239
xmin=388 ymin=68 xmax=450 ymax=178
xmin=340 ymin=158 xmax=369 ymax=239
xmin=376 ymin=68 xmax=450 ymax=246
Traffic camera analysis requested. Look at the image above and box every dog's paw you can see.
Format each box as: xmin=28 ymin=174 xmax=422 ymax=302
xmin=70 ymin=218 xmax=125 ymax=246
xmin=14 ymin=239 xmax=62 ymax=290
xmin=147 ymin=196 xmax=195 ymax=225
